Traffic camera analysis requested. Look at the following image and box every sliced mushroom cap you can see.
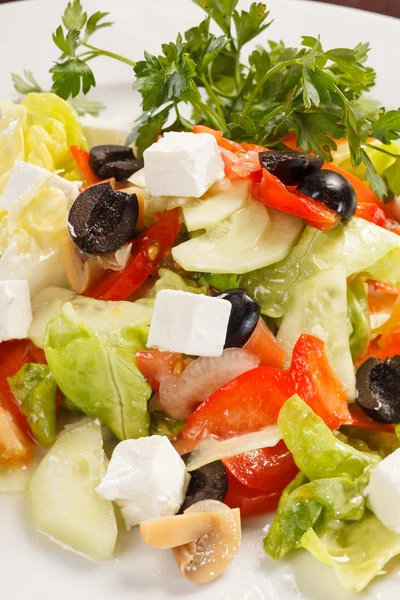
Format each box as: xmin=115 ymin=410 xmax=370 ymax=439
xmin=61 ymin=235 xmax=104 ymax=294
xmin=140 ymin=499 xmax=241 ymax=584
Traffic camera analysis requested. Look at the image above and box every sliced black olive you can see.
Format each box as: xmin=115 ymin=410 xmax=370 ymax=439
xmin=97 ymin=158 xmax=144 ymax=181
xmin=217 ymin=288 xmax=260 ymax=348
xmin=356 ymin=356 xmax=400 ymax=423
xmin=68 ymin=182 xmax=139 ymax=255
xmin=179 ymin=456 xmax=228 ymax=513
xmin=89 ymin=144 xmax=134 ymax=173
xmin=297 ymin=169 xmax=357 ymax=220
xmin=259 ymin=150 xmax=323 ymax=186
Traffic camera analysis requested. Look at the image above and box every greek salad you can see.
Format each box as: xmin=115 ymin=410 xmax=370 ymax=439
xmin=1 ymin=0 xmax=400 ymax=592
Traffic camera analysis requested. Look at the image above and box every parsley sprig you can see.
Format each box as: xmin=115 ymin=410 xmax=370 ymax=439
xmin=12 ymin=0 xmax=400 ymax=199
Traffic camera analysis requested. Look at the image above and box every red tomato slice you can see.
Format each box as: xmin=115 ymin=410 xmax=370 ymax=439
xmin=349 ymin=406 xmax=395 ymax=433
xmin=85 ymin=208 xmax=181 ymax=301
xmin=244 ymin=317 xmax=285 ymax=369
xmin=252 ymin=169 xmax=339 ymax=230
xmin=355 ymin=203 xmax=386 ymax=226
xmin=223 ymin=440 xmax=298 ymax=492
xmin=223 ymin=469 xmax=282 ymax=518
xmin=385 ymin=219 xmax=400 ymax=236
xmin=70 ymin=146 xmax=100 ymax=186
xmin=0 ymin=407 xmax=32 ymax=467
xmin=230 ymin=151 xmax=262 ymax=180
xmin=373 ymin=281 xmax=400 ymax=295
xmin=182 ymin=334 xmax=351 ymax=444
xmin=0 ymin=340 xmax=46 ymax=439
xmin=240 ymin=142 xmax=268 ymax=152
xmin=193 ymin=125 xmax=242 ymax=153
xmin=136 ymin=350 xmax=184 ymax=392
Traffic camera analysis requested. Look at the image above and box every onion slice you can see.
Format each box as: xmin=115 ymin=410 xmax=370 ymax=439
xmin=185 ymin=425 xmax=282 ymax=472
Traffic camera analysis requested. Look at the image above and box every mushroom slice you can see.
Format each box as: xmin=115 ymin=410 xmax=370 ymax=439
xmin=61 ymin=235 xmax=104 ymax=294
xmin=140 ymin=500 xmax=241 ymax=584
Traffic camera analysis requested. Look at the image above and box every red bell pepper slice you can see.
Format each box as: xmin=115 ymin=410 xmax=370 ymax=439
xmin=252 ymin=169 xmax=340 ymax=230
xmin=355 ymin=203 xmax=386 ymax=227
xmin=243 ymin=317 xmax=285 ymax=369
xmin=70 ymin=146 xmax=100 ymax=187
xmin=323 ymin=163 xmax=381 ymax=206
xmin=223 ymin=469 xmax=282 ymax=518
xmin=85 ymin=208 xmax=181 ymax=301
xmin=193 ymin=125 xmax=243 ymax=153
xmin=373 ymin=281 xmax=400 ymax=295
xmin=0 ymin=340 xmax=46 ymax=439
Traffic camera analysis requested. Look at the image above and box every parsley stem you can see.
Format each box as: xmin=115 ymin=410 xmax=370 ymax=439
xmin=365 ymin=142 xmax=400 ymax=159
xmin=230 ymin=66 xmax=255 ymax=113
xmin=201 ymin=75 xmax=227 ymax=130
xmin=81 ymin=42 xmax=136 ymax=68
xmin=241 ymin=59 xmax=300 ymax=117
xmin=196 ymin=101 xmax=226 ymax=131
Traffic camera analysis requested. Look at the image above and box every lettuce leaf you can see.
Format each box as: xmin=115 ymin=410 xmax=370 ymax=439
xmin=8 ymin=363 xmax=57 ymax=446
xmin=44 ymin=303 xmax=152 ymax=440
xmin=152 ymin=268 xmax=209 ymax=296
xmin=347 ymin=276 xmax=370 ymax=361
xmin=277 ymin=267 xmax=356 ymax=400
xmin=0 ymin=101 xmax=25 ymax=194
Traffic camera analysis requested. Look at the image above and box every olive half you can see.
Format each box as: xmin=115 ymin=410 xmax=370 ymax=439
xmin=356 ymin=356 xmax=400 ymax=423
xmin=179 ymin=457 xmax=228 ymax=513
xmin=217 ymin=289 xmax=260 ymax=348
xmin=68 ymin=182 xmax=139 ymax=255
xmin=297 ymin=169 xmax=357 ymax=220
xmin=89 ymin=145 xmax=144 ymax=181
xmin=259 ymin=150 xmax=323 ymax=186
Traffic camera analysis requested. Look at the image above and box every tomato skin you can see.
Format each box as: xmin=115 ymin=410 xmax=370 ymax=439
xmin=355 ymin=203 xmax=386 ymax=226
xmin=223 ymin=440 xmax=298 ymax=492
xmin=193 ymin=125 xmax=242 ymax=153
xmin=0 ymin=340 xmax=46 ymax=439
xmin=70 ymin=146 xmax=100 ymax=186
xmin=244 ymin=318 xmax=285 ymax=369
xmin=182 ymin=334 xmax=351 ymax=444
xmin=85 ymin=208 xmax=181 ymax=301
xmin=224 ymin=469 xmax=282 ymax=518
xmin=252 ymin=169 xmax=339 ymax=230
xmin=136 ymin=350 xmax=184 ymax=392
xmin=349 ymin=407 xmax=395 ymax=433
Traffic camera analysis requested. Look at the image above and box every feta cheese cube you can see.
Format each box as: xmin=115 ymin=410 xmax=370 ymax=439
xmin=95 ymin=436 xmax=188 ymax=529
xmin=147 ymin=289 xmax=231 ymax=357
xmin=368 ymin=448 xmax=400 ymax=533
xmin=0 ymin=161 xmax=81 ymax=210
xmin=143 ymin=132 xmax=224 ymax=198
xmin=0 ymin=280 xmax=32 ymax=342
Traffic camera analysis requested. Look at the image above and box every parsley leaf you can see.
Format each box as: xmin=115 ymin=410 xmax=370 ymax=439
xmin=383 ymin=158 xmax=400 ymax=197
xmin=371 ymin=109 xmax=400 ymax=144
xmin=50 ymin=58 xmax=95 ymax=99
xmin=62 ymin=0 xmax=87 ymax=30
xmin=12 ymin=70 xmax=44 ymax=94
xmin=292 ymin=112 xmax=345 ymax=161
xmin=233 ymin=3 xmax=271 ymax=49
xmin=84 ymin=12 xmax=113 ymax=40
xmin=361 ymin=149 xmax=388 ymax=198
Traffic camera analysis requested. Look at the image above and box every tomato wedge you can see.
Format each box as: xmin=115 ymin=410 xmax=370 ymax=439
xmin=244 ymin=318 xmax=285 ymax=369
xmin=0 ymin=340 xmax=46 ymax=439
xmin=85 ymin=208 xmax=181 ymax=301
xmin=136 ymin=350 xmax=185 ymax=392
xmin=0 ymin=407 xmax=32 ymax=466
xmin=252 ymin=169 xmax=340 ymax=230
xmin=355 ymin=203 xmax=386 ymax=227
xmin=223 ymin=440 xmax=298 ymax=492
xmin=182 ymin=334 xmax=351 ymax=444
xmin=223 ymin=469 xmax=282 ymax=518
xmin=70 ymin=146 xmax=100 ymax=186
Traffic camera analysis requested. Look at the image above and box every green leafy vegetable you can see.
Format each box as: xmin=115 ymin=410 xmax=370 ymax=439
xmin=44 ymin=303 xmax=152 ymax=440
xmin=150 ymin=410 xmax=186 ymax=438
xmin=347 ymin=276 xmax=370 ymax=360
xmin=8 ymin=363 xmax=57 ymax=446
xmin=21 ymin=0 xmax=400 ymax=197
xmin=202 ymin=273 xmax=239 ymax=291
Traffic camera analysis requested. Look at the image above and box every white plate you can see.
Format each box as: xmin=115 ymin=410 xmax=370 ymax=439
xmin=0 ymin=1 xmax=399 ymax=598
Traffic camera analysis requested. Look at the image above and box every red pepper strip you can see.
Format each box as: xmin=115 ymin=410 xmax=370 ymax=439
xmin=85 ymin=208 xmax=181 ymax=301
xmin=136 ymin=350 xmax=185 ymax=393
xmin=374 ymin=281 xmax=400 ymax=295
xmin=323 ymin=163 xmax=381 ymax=205
xmin=70 ymin=146 xmax=100 ymax=187
xmin=240 ymin=141 xmax=268 ymax=152
xmin=252 ymin=169 xmax=340 ymax=230
xmin=0 ymin=340 xmax=46 ymax=439
xmin=193 ymin=125 xmax=243 ymax=153
xmin=355 ymin=202 xmax=386 ymax=226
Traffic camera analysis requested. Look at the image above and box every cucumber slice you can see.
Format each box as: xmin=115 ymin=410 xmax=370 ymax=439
xmin=172 ymin=199 xmax=303 ymax=274
xmin=182 ymin=179 xmax=250 ymax=231
xmin=28 ymin=420 xmax=117 ymax=560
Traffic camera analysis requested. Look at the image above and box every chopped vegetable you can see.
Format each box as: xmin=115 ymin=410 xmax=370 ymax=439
xmin=243 ymin=317 xmax=285 ymax=369
xmin=70 ymin=146 xmax=100 ymax=186
xmin=217 ymin=289 xmax=260 ymax=349
xmin=297 ymin=170 xmax=356 ymax=220
xmin=0 ymin=406 xmax=32 ymax=467
xmin=259 ymin=150 xmax=323 ymax=186
xmin=180 ymin=459 xmax=228 ymax=512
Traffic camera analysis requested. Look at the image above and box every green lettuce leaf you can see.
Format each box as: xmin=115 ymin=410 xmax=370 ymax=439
xmin=0 ymin=101 xmax=25 ymax=194
xmin=44 ymin=303 xmax=152 ymax=440
xmin=347 ymin=276 xmax=370 ymax=361
xmin=277 ymin=266 xmax=356 ymax=400
xmin=301 ymin=511 xmax=400 ymax=591
xmin=333 ymin=139 xmax=400 ymax=185
xmin=152 ymin=268 xmax=209 ymax=296
xmin=202 ymin=272 xmax=239 ymax=290
xmin=8 ymin=363 xmax=57 ymax=446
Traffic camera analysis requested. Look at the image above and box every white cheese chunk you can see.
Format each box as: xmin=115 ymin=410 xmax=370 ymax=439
xmin=0 ymin=161 xmax=81 ymax=210
xmin=368 ymin=448 xmax=400 ymax=533
xmin=95 ymin=436 xmax=188 ymax=529
xmin=147 ymin=289 xmax=231 ymax=357
xmin=0 ymin=280 xmax=32 ymax=342
xmin=143 ymin=132 xmax=224 ymax=198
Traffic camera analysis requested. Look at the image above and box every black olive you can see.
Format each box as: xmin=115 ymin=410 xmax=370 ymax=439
xmin=297 ymin=169 xmax=357 ymax=220
xmin=97 ymin=158 xmax=145 ymax=181
xmin=89 ymin=145 xmax=143 ymax=182
xmin=259 ymin=150 xmax=323 ymax=186
xmin=179 ymin=456 xmax=228 ymax=513
xmin=356 ymin=356 xmax=400 ymax=423
xmin=68 ymin=182 xmax=139 ymax=255
xmin=217 ymin=288 xmax=260 ymax=348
